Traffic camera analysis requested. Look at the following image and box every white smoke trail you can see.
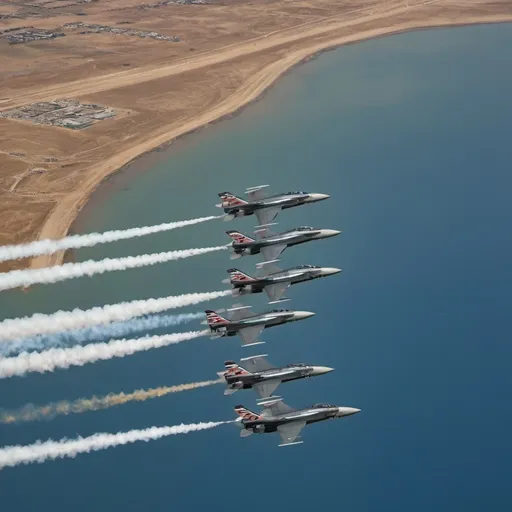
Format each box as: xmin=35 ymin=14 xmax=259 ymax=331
xmin=1 ymin=312 xmax=203 ymax=356
xmin=0 ymin=245 xmax=226 ymax=292
xmin=0 ymin=330 xmax=208 ymax=379
xmin=0 ymin=215 xmax=222 ymax=263
xmin=0 ymin=289 xmax=229 ymax=341
xmin=0 ymin=421 xmax=225 ymax=469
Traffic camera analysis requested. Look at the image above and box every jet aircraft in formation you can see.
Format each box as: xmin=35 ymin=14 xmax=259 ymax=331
xmin=204 ymin=305 xmax=314 ymax=347
xmin=234 ymin=398 xmax=361 ymax=447
xmin=212 ymin=185 xmax=359 ymax=446
xmin=217 ymin=354 xmax=334 ymax=400
xmin=225 ymin=226 xmax=341 ymax=266
xmin=223 ymin=263 xmax=341 ymax=303
xmin=217 ymin=184 xmax=329 ymax=227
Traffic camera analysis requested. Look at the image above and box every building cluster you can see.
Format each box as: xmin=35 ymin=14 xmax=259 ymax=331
xmin=0 ymin=99 xmax=116 ymax=130
xmin=0 ymin=27 xmax=65 ymax=44
xmin=62 ymin=22 xmax=180 ymax=42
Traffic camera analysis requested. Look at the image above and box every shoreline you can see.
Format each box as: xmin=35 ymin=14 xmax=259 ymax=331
xmin=30 ymin=15 xmax=512 ymax=269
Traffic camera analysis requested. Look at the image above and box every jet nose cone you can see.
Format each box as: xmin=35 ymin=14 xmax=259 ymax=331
xmin=310 ymin=366 xmax=335 ymax=376
xmin=308 ymin=193 xmax=330 ymax=202
xmin=320 ymin=267 xmax=342 ymax=276
xmin=320 ymin=229 xmax=341 ymax=238
xmin=336 ymin=407 xmax=361 ymax=417
xmin=294 ymin=311 xmax=316 ymax=320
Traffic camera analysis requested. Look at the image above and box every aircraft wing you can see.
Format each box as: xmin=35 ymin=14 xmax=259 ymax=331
xmin=277 ymin=421 xmax=306 ymax=446
xmin=238 ymin=325 xmax=265 ymax=346
xmin=246 ymin=186 xmax=269 ymax=202
xmin=255 ymin=206 xmax=281 ymax=227
xmin=264 ymin=399 xmax=296 ymax=416
xmin=229 ymin=306 xmax=258 ymax=322
xmin=257 ymin=262 xmax=282 ymax=277
xmin=264 ymin=282 xmax=290 ymax=303
xmin=261 ymin=244 xmax=287 ymax=263
xmin=241 ymin=355 xmax=274 ymax=372
xmin=253 ymin=379 xmax=281 ymax=399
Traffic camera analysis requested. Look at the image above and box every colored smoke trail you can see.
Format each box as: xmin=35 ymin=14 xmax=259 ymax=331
xmin=0 ymin=330 xmax=208 ymax=379
xmin=0 ymin=422 xmax=226 ymax=469
xmin=0 ymin=215 xmax=222 ymax=262
xmin=1 ymin=312 xmax=204 ymax=356
xmin=0 ymin=245 xmax=227 ymax=292
xmin=0 ymin=289 xmax=230 ymax=341
xmin=0 ymin=379 xmax=223 ymax=424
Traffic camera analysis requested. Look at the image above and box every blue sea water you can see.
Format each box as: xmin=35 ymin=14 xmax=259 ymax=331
xmin=1 ymin=23 xmax=511 ymax=511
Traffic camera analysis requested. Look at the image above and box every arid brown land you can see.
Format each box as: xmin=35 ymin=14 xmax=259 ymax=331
xmin=0 ymin=0 xmax=511 ymax=272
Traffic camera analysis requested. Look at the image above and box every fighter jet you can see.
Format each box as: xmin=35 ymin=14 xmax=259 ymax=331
xmin=203 ymin=305 xmax=315 ymax=347
xmin=234 ymin=398 xmax=361 ymax=446
xmin=225 ymin=226 xmax=341 ymax=266
xmin=216 ymin=185 xmax=330 ymax=227
xmin=223 ymin=263 xmax=341 ymax=303
xmin=217 ymin=354 xmax=334 ymax=399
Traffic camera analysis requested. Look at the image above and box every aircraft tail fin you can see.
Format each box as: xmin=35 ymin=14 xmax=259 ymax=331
xmin=226 ymin=268 xmax=256 ymax=284
xmin=234 ymin=404 xmax=261 ymax=421
xmin=224 ymin=360 xmax=252 ymax=376
xmin=226 ymin=230 xmax=255 ymax=244
xmin=204 ymin=310 xmax=230 ymax=329
xmin=218 ymin=192 xmax=248 ymax=209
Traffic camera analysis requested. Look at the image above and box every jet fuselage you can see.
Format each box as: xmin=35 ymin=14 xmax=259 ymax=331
xmin=211 ymin=310 xmax=314 ymax=338
xmin=225 ymin=364 xmax=329 ymax=391
xmin=240 ymin=406 xmax=359 ymax=434
xmin=231 ymin=266 xmax=341 ymax=296
xmin=230 ymin=228 xmax=340 ymax=257
xmin=223 ymin=193 xmax=327 ymax=217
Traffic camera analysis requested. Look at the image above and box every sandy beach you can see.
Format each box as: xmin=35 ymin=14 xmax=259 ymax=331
xmin=0 ymin=0 xmax=511 ymax=272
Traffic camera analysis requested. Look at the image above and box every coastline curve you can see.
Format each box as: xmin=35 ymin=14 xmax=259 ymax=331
xmin=27 ymin=14 xmax=512 ymax=270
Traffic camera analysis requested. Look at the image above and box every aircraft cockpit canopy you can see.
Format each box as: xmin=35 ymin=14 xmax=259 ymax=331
xmin=270 ymin=308 xmax=290 ymax=313
xmin=286 ymin=363 xmax=306 ymax=368
xmin=296 ymin=264 xmax=320 ymax=269
xmin=296 ymin=226 xmax=316 ymax=231
xmin=312 ymin=403 xmax=336 ymax=409
xmin=281 ymin=191 xmax=308 ymax=195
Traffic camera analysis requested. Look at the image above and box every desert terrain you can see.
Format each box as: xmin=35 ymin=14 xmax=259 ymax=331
xmin=0 ymin=0 xmax=511 ymax=272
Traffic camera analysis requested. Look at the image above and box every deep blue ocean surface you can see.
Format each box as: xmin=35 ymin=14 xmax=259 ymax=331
xmin=1 ymin=23 xmax=511 ymax=511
